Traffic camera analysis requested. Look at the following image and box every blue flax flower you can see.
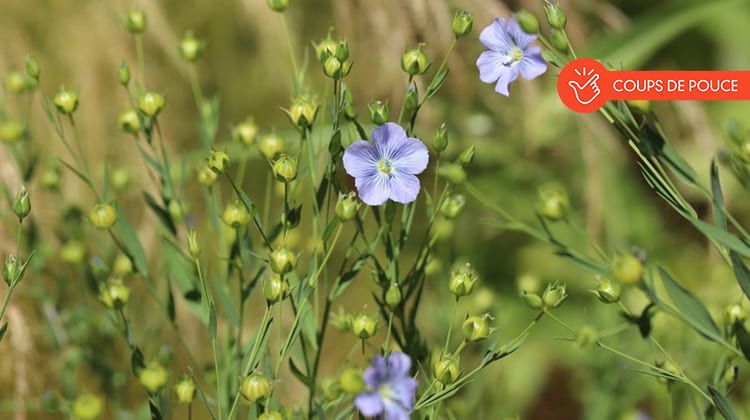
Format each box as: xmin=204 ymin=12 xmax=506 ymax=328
xmin=476 ymin=17 xmax=547 ymax=96
xmin=343 ymin=123 xmax=428 ymax=206
xmin=355 ymin=352 xmax=417 ymax=420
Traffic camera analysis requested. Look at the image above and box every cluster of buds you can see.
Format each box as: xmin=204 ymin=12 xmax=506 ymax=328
xmin=521 ymin=281 xmax=567 ymax=310
xmin=240 ymin=373 xmax=272 ymax=403
xmin=315 ymin=34 xmax=352 ymax=80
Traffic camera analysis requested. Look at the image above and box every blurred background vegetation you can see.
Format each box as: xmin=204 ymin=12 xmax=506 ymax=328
xmin=2 ymin=0 xmax=750 ymax=419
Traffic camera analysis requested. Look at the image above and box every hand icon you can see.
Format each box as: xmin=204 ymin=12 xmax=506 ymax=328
xmin=567 ymin=68 xmax=601 ymax=105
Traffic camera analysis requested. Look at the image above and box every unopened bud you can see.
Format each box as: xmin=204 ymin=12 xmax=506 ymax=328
xmin=138 ymin=92 xmax=165 ymax=118
xmin=449 ymin=263 xmax=479 ymax=298
xmin=0 ymin=120 xmax=26 ymax=144
xmin=263 ymin=274 xmax=290 ymax=304
xmin=139 ymin=362 xmax=169 ymax=393
xmin=53 ymin=89 xmax=79 ymax=114
xmin=462 ymin=314 xmax=491 ymax=342
xmin=259 ymin=411 xmax=283 ymax=420
xmin=118 ymin=109 xmax=141 ymax=134
xmin=725 ymin=303 xmax=747 ymax=325
xmin=404 ymin=83 xmax=419 ymax=112
xmin=3 ymin=255 xmax=17 ymax=286
xmin=433 ymin=356 xmax=460 ymax=385
xmin=591 ymin=276 xmax=621 ymax=304
xmin=266 ymin=0 xmax=288 ymax=13
xmin=174 ymin=377 xmax=196 ymax=404
xmin=100 ymin=278 xmax=131 ymax=309
xmin=269 ymin=247 xmax=297 ymax=274
xmin=119 ymin=62 xmax=131 ymax=86
xmin=550 ymin=29 xmax=569 ymax=52
xmin=273 ymin=155 xmax=298 ymax=183
xmin=113 ymin=254 xmax=133 ymax=277
xmin=259 ymin=133 xmax=286 ymax=160
xmin=544 ymin=2 xmax=567 ymax=30
xmin=207 ymin=149 xmax=230 ymax=173
xmin=223 ymin=201 xmax=250 ymax=228
xmin=126 ymin=10 xmax=147 ymax=34
xmin=401 ymin=46 xmax=430 ymax=76
xmin=187 ymin=230 xmax=201 ymax=259
xmin=323 ymin=56 xmax=342 ymax=79
xmin=335 ymin=192 xmax=360 ymax=222
xmin=537 ymin=184 xmax=569 ymax=221
xmin=611 ymin=253 xmax=644 ymax=286
xmin=351 ymin=313 xmax=378 ymax=339
xmin=520 ymin=290 xmax=543 ymax=309
xmin=385 ymin=283 xmax=402 ymax=308
xmin=72 ymin=394 xmax=103 ymax=420
xmin=339 ymin=368 xmax=365 ymax=394
xmin=438 ymin=163 xmax=467 ymax=184
xmin=25 ymin=55 xmax=40 ymax=80
xmin=514 ymin=10 xmax=539 ymax=34
xmin=197 ymin=165 xmax=218 ymax=186
xmin=288 ymin=95 xmax=319 ymax=130
xmin=575 ymin=325 xmax=598 ymax=348
xmin=13 ymin=186 xmax=30 ymax=221
xmin=179 ymin=32 xmax=205 ymax=62
xmin=90 ymin=203 xmax=117 ymax=229
xmin=315 ymin=35 xmax=338 ymax=62
xmin=240 ymin=374 xmax=271 ymax=403
xmin=542 ymin=281 xmax=567 ymax=309
xmin=440 ymin=194 xmax=466 ymax=219
xmin=433 ymin=123 xmax=448 ymax=153
xmin=458 ymin=145 xmax=475 ymax=166
xmin=232 ymin=118 xmax=258 ymax=146
xmin=451 ymin=9 xmax=474 ymax=38
xmin=368 ymin=100 xmax=389 ymax=126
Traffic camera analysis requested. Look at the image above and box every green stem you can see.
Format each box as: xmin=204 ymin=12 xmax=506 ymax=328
xmin=443 ymin=299 xmax=459 ymax=355
xmin=195 ymin=259 xmax=222 ymax=420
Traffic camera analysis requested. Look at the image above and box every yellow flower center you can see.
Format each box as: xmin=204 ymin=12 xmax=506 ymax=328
xmin=378 ymin=158 xmax=394 ymax=175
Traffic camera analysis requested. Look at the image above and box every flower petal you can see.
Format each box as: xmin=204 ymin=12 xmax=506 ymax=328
xmin=519 ymin=47 xmax=547 ymax=80
xmin=506 ymin=17 xmax=537 ymax=49
xmin=355 ymin=392 xmax=385 ymax=417
xmin=343 ymin=140 xmax=379 ymax=178
xmin=372 ymin=122 xmax=408 ymax=159
xmin=388 ymin=172 xmax=420 ymax=204
xmin=476 ymin=51 xmax=509 ymax=84
xmin=385 ymin=352 xmax=412 ymax=379
xmin=382 ymin=398 xmax=411 ymax=420
xmin=363 ymin=355 xmax=387 ymax=387
xmin=391 ymin=137 xmax=428 ymax=175
xmin=494 ymin=65 xmax=521 ymax=96
xmin=479 ymin=18 xmax=513 ymax=52
xmin=356 ymin=172 xmax=391 ymax=206
xmin=388 ymin=376 xmax=417 ymax=412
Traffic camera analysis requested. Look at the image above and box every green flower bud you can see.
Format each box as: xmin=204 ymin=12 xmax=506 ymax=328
xmin=99 ymin=278 xmax=131 ymax=309
xmin=0 ymin=120 xmax=26 ymax=143
xmin=138 ymin=92 xmax=165 ymax=118
xmin=335 ymin=192 xmax=360 ymax=222
xmin=3 ymin=255 xmax=17 ymax=286
xmin=197 ymin=165 xmax=218 ymax=186
xmin=60 ymin=240 xmax=86 ymax=265
xmin=515 ymin=10 xmax=539 ymax=34
xmin=263 ymin=274 xmax=290 ymax=304
xmin=575 ymin=325 xmax=598 ymax=348
xmin=72 ymin=393 xmax=104 ymax=420
xmin=113 ymin=254 xmax=133 ymax=277
xmin=449 ymin=263 xmax=479 ymax=298
xmin=89 ymin=203 xmax=117 ymax=229
xmin=41 ymin=162 xmax=61 ymax=191
xmin=207 ymin=149 xmax=230 ymax=173
xmin=240 ymin=373 xmax=272 ymax=403
xmin=259 ymin=411 xmax=283 ymax=420
xmin=517 ymin=273 xmax=541 ymax=294
xmin=288 ymin=94 xmax=319 ymax=129
xmin=273 ymin=155 xmax=298 ymax=183
xmin=174 ymin=376 xmax=196 ymax=404
xmin=315 ymin=35 xmax=338 ymax=62
xmin=269 ymin=247 xmax=297 ymax=274
xmin=462 ymin=314 xmax=491 ymax=342
xmin=13 ymin=186 xmax=30 ymax=221
xmin=611 ymin=253 xmax=644 ymax=286
xmin=179 ymin=32 xmax=205 ymax=62
xmin=126 ymin=10 xmax=147 ymax=34
xmin=627 ymin=100 xmax=652 ymax=114
xmin=339 ymin=368 xmax=365 ymax=394
xmin=331 ymin=307 xmax=352 ymax=332
xmin=722 ymin=366 xmax=738 ymax=388
xmin=433 ymin=356 xmax=460 ymax=385
xmin=223 ymin=201 xmax=250 ymax=228
xmin=655 ymin=360 xmax=680 ymax=384
xmin=25 ymin=55 xmax=40 ymax=80
xmin=4 ymin=70 xmax=34 ymax=94
xmin=385 ymin=283 xmax=402 ymax=308
xmin=452 ymin=9 xmax=474 ymax=38
xmin=520 ymin=290 xmax=544 ymax=309
xmin=457 ymin=145 xmax=475 ymax=166
xmin=259 ymin=133 xmax=286 ymax=160
xmin=323 ymin=55 xmax=343 ymax=79
xmin=111 ymin=168 xmax=131 ymax=191
xmin=550 ymin=29 xmax=569 ymax=52
xmin=187 ymin=230 xmax=201 ymax=259
xmin=591 ymin=276 xmax=621 ymax=304
xmin=440 ymin=194 xmax=466 ymax=220
xmin=322 ymin=377 xmax=342 ymax=401
xmin=438 ymin=163 xmax=467 ymax=185
xmin=404 ymin=83 xmax=419 ymax=112
xmin=542 ymin=281 xmax=567 ymax=309
xmin=433 ymin=123 xmax=448 ymax=153
xmin=168 ymin=200 xmax=187 ymax=222
xmin=725 ymin=303 xmax=747 ymax=325
xmin=139 ymin=362 xmax=169 ymax=393
xmin=118 ymin=109 xmax=141 ymax=134
xmin=118 ymin=62 xmax=131 ymax=86
xmin=431 ymin=218 xmax=454 ymax=242
xmin=335 ymin=40 xmax=350 ymax=62
xmin=537 ymin=184 xmax=569 ymax=221
xmin=53 ymin=89 xmax=79 ymax=114
xmin=544 ymin=2 xmax=567 ymax=30
xmin=351 ymin=313 xmax=378 ymax=339
xmin=232 ymin=118 xmax=258 ymax=146
xmin=266 ymin=0 xmax=288 ymax=13
xmin=401 ymin=46 xmax=430 ymax=76
xmin=368 ymin=100 xmax=389 ymax=126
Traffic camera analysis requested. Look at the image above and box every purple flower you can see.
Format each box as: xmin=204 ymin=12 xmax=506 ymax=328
xmin=476 ymin=17 xmax=547 ymax=96
xmin=343 ymin=123 xmax=429 ymax=206
xmin=354 ymin=352 xmax=417 ymax=420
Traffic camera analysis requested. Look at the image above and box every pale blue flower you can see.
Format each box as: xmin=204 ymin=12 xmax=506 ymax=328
xmin=354 ymin=352 xmax=417 ymax=420
xmin=476 ymin=17 xmax=547 ymax=96
xmin=343 ymin=123 xmax=429 ymax=206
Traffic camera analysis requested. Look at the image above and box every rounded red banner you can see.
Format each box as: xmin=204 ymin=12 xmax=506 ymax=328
xmin=558 ymin=58 xmax=750 ymax=113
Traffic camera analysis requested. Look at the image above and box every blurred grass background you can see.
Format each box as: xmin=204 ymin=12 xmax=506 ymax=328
xmin=3 ymin=0 xmax=750 ymax=419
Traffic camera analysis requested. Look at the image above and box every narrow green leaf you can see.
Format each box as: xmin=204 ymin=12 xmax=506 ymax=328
xmin=729 ymin=251 xmax=750 ymax=302
xmin=708 ymin=385 xmax=740 ymax=420
xmin=689 ymin=218 xmax=750 ymax=258
xmin=658 ymin=267 xmax=721 ymax=340
xmin=711 ymin=160 xmax=727 ymax=230
xmin=115 ymin=207 xmax=149 ymax=276
xmin=734 ymin=321 xmax=750 ymax=362
xmin=166 ymin=279 xmax=176 ymax=323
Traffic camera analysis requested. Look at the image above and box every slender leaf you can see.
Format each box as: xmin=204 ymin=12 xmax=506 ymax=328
xmin=734 ymin=321 xmax=750 ymax=362
xmin=711 ymin=160 xmax=727 ymax=230
xmin=729 ymin=251 xmax=750 ymax=302
xmin=708 ymin=385 xmax=740 ymax=420
xmin=658 ymin=267 xmax=721 ymax=340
